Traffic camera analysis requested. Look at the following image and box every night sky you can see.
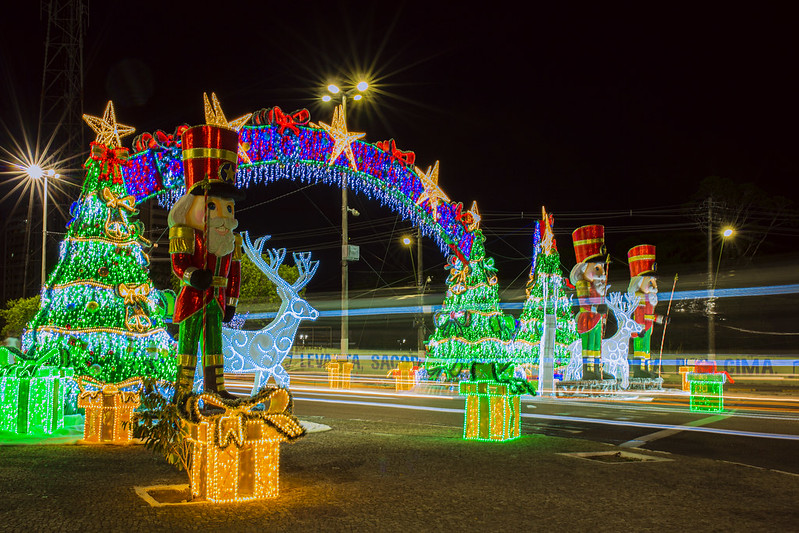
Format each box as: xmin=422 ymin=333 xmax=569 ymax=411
xmin=2 ymin=2 xmax=797 ymax=292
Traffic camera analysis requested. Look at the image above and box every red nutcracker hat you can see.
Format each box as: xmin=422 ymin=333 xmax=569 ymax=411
xmin=628 ymin=244 xmax=657 ymax=277
xmin=181 ymin=124 xmax=245 ymax=201
xmin=572 ymin=225 xmax=606 ymax=263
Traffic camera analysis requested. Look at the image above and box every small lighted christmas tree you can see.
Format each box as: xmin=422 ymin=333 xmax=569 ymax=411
xmin=21 ymin=102 xmax=176 ymax=382
xmin=425 ymin=224 xmax=518 ymax=379
xmin=513 ymin=208 xmax=578 ymax=367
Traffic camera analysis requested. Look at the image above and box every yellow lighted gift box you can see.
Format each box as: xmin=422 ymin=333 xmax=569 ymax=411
xmin=187 ymin=418 xmax=284 ymax=503
xmin=459 ymin=380 xmax=520 ymax=442
xmin=458 ymin=380 xmax=511 ymax=396
xmin=185 ymin=390 xmax=305 ymax=504
xmin=327 ymin=361 xmax=354 ymax=389
xmin=77 ymin=376 xmax=141 ymax=444
xmin=393 ymin=362 xmax=415 ymax=391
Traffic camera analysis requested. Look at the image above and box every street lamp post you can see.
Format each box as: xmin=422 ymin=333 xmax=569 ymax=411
xmin=708 ymin=226 xmax=735 ymax=358
xmin=402 ymin=233 xmax=425 ymax=356
xmin=322 ymin=81 xmax=369 ymax=359
xmin=25 ymin=165 xmax=58 ymax=288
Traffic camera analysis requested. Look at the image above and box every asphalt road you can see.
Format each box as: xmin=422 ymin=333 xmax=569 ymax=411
xmin=256 ymin=384 xmax=799 ymax=475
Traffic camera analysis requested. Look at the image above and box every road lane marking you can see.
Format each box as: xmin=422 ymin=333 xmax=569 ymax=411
xmin=619 ymin=414 xmax=728 ymax=448
xmin=296 ymin=398 xmax=799 ymax=441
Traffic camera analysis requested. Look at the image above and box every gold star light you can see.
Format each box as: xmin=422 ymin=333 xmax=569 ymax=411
xmin=414 ymin=161 xmax=450 ymax=219
xmin=203 ymin=92 xmax=253 ymax=163
xmin=541 ymin=206 xmax=554 ymax=253
xmin=82 ymin=101 xmax=135 ymax=148
xmin=319 ymin=105 xmax=365 ymax=171
xmin=466 ymin=201 xmax=481 ymax=231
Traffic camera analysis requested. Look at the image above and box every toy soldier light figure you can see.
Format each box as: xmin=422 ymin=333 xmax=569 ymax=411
xmin=570 ymin=225 xmax=609 ymax=380
xmin=627 ymin=245 xmax=666 ymax=378
xmin=168 ymin=113 xmax=246 ymax=400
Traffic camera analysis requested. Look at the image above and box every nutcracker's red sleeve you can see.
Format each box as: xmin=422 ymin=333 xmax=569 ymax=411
xmin=169 ymin=225 xmax=198 ymax=283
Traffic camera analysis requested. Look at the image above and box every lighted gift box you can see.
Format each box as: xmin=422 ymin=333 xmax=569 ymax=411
xmin=686 ymin=372 xmax=726 ymax=412
xmin=77 ymin=376 xmax=141 ymax=443
xmin=327 ymin=360 xmax=354 ymax=389
xmin=678 ymin=366 xmax=692 ymax=391
xmin=459 ymin=380 xmax=520 ymax=442
xmin=0 ymin=363 xmax=72 ymax=435
xmin=391 ymin=362 xmax=416 ymax=391
xmin=184 ymin=389 xmax=306 ymax=503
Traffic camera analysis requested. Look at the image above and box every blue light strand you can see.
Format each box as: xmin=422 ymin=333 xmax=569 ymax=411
xmin=121 ymin=121 xmax=475 ymax=258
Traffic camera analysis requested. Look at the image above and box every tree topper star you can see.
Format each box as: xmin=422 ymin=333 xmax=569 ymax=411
xmin=82 ymin=101 xmax=135 ymax=149
xmin=541 ymin=206 xmax=555 ymax=253
xmin=203 ymin=92 xmax=253 ymax=164
xmin=319 ymin=105 xmax=365 ymax=171
xmin=414 ymin=161 xmax=450 ymax=219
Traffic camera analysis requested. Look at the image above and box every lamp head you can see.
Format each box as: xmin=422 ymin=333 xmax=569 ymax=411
xmin=25 ymin=164 xmax=44 ymax=180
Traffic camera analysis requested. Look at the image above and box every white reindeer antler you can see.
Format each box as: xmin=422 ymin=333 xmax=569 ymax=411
xmin=291 ymin=252 xmax=319 ymax=291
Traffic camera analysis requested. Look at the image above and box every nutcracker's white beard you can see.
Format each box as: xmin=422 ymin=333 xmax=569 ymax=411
xmin=207 ymin=216 xmax=238 ymax=257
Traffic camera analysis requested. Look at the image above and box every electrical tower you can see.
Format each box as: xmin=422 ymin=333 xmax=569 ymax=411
xmin=17 ymin=0 xmax=89 ymax=298
xmin=38 ymin=0 xmax=88 ymax=164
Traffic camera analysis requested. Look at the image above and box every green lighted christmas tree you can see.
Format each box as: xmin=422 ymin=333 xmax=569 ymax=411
xmin=425 ymin=224 xmax=518 ymax=379
xmin=21 ymin=102 xmax=176 ymax=383
xmin=513 ymin=208 xmax=578 ymax=367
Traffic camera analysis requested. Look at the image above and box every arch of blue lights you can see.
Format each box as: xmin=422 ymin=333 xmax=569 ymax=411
xmin=121 ymin=108 xmax=475 ymax=260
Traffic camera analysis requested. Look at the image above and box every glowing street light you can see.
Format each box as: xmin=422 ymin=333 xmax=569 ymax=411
xmin=321 ymin=80 xmax=370 ymax=359
xmin=712 ymin=226 xmax=736 ymax=292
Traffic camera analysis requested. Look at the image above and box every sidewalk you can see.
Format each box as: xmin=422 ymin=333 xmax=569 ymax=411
xmin=1 ymin=416 xmax=797 ymax=532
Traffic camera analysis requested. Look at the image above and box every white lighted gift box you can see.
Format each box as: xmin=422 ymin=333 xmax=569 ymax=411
xmin=183 ymin=389 xmax=306 ymax=503
xmin=77 ymin=376 xmax=141 ymax=443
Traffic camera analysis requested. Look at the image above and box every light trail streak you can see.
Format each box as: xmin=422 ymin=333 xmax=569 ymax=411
xmin=242 ymin=283 xmax=799 ymax=319
xmin=294 ymin=396 xmax=799 ymax=440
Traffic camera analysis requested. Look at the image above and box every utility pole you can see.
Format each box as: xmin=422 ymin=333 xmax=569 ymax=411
xmin=341 ymin=173 xmax=349 ymax=358
xmin=706 ymin=198 xmax=715 ymax=359
xmin=416 ymin=227 xmax=424 ymax=356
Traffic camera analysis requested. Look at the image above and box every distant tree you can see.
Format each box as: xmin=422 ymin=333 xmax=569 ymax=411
xmin=0 ymin=296 xmax=41 ymax=338
xmin=690 ymin=176 xmax=796 ymax=261
xmin=238 ymin=253 xmax=301 ymax=308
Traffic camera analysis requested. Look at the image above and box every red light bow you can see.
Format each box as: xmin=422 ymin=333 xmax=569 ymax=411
xmin=89 ymin=143 xmax=129 ymax=184
xmin=376 ymin=139 xmax=416 ymax=166
xmin=267 ymin=107 xmax=310 ymax=135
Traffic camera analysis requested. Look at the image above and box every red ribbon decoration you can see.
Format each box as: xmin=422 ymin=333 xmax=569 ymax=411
xmin=267 ymin=107 xmax=311 ymax=135
xmin=376 ymin=139 xmax=416 ymax=166
xmin=448 ymin=244 xmax=468 ymax=266
xmin=90 ymin=143 xmax=129 ymax=185
xmin=132 ymin=125 xmax=189 ymax=152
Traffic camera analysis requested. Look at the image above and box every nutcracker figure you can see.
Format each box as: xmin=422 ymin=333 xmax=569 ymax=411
xmin=168 ymin=123 xmax=244 ymax=399
xmin=627 ymin=245 xmax=666 ymax=378
xmin=570 ymin=225 xmax=609 ymax=380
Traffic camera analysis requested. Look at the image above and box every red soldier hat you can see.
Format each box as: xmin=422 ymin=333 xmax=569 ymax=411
xmin=181 ymin=124 xmax=245 ymax=201
xmin=628 ymin=244 xmax=657 ymax=277
xmin=572 ymin=225 xmax=606 ymax=263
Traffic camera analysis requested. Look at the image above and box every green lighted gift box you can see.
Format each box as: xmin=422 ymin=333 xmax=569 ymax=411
xmin=686 ymin=372 xmax=726 ymax=413
xmin=459 ymin=380 xmax=521 ymax=442
xmin=0 ymin=363 xmax=73 ymax=435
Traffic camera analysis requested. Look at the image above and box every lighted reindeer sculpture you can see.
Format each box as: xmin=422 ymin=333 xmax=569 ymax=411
xmin=195 ymin=232 xmax=319 ymax=394
xmin=564 ymin=292 xmax=642 ymax=389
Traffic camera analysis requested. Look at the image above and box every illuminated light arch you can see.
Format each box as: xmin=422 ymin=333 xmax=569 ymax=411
xmin=122 ymin=106 xmax=476 ymax=261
